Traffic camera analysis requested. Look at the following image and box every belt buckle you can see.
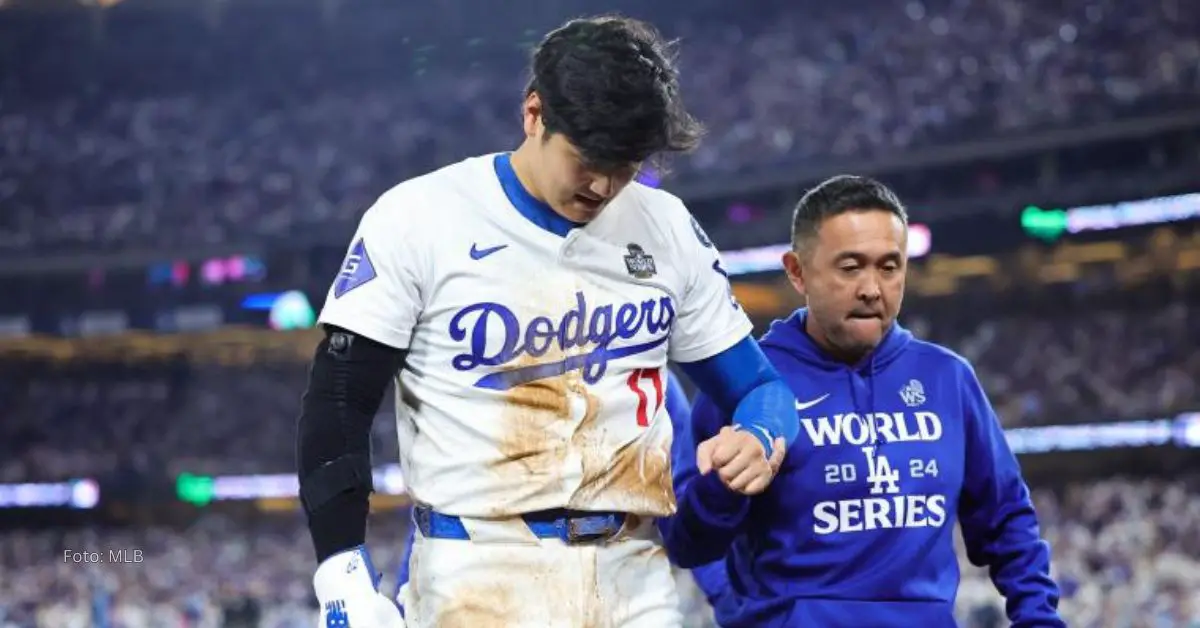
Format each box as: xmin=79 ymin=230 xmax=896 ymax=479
xmin=564 ymin=514 xmax=618 ymax=544
xmin=412 ymin=504 xmax=433 ymax=536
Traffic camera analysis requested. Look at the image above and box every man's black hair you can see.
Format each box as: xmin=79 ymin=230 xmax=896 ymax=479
xmin=526 ymin=15 xmax=703 ymax=171
xmin=791 ymin=175 xmax=909 ymax=251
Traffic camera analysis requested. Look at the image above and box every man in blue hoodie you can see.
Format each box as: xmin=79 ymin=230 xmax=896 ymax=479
xmin=661 ymin=175 xmax=1064 ymax=627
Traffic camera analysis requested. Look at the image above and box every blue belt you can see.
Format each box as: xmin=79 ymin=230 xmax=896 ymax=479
xmin=412 ymin=505 xmax=626 ymax=545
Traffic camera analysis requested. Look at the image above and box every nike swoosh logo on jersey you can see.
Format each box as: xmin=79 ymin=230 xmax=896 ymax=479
xmin=470 ymin=243 xmax=508 ymax=260
xmin=795 ymin=394 xmax=830 ymax=411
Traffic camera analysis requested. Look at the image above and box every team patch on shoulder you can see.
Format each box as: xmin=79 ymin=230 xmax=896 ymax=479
xmin=333 ymin=238 xmax=377 ymax=298
xmin=690 ymin=216 xmax=713 ymax=248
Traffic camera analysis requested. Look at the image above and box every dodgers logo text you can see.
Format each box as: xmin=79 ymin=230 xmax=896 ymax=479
xmin=449 ymin=291 xmax=674 ymax=390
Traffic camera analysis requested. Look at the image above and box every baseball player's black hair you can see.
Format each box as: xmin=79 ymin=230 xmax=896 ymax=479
xmin=790 ymin=175 xmax=909 ymax=254
xmin=526 ymin=15 xmax=703 ymax=172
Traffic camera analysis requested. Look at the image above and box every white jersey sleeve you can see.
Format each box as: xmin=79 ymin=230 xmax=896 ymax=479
xmin=317 ymin=188 xmax=432 ymax=350
xmin=666 ymin=208 xmax=754 ymax=363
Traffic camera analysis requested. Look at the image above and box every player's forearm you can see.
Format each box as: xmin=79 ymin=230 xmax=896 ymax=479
xmin=660 ymin=472 xmax=750 ymax=568
xmin=297 ymin=326 xmax=404 ymax=562
xmin=679 ymin=337 xmax=799 ymax=452
xmin=731 ymin=378 xmax=797 ymax=452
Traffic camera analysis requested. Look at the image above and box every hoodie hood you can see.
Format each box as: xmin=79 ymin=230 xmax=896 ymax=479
xmin=760 ymin=307 xmax=911 ymax=373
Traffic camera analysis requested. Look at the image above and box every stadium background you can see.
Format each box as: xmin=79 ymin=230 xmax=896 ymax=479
xmin=1 ymin=0 xmax=1198 ymax=626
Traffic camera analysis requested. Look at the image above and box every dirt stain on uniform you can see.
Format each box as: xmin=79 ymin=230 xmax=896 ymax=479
xmin=579 ymin=546 xmax=612 ymax=628
xmin=433 ymin=548 xmax=582 ymax=628
xmin=570 ymin=427 xmax=675 ymax=516
xmin=607 ymin=539 xmax=672 ymax=626
xmin=491 ymin=343 xmax=584 ymax=513
xmin=491 ymin=281 xmax=673 ymax=515
xmin=567 ymin=371 xmax=606 ymax=485
xmin=433 ymin=583 xmax=521 ymax=628
xmin=496 ymin=368 xmax=572 ymax=477
xmin=566 ymin=360 xmax=675 ymax=515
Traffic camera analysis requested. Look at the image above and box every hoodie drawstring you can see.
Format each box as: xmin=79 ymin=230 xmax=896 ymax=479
xmin=866 ymin=353 xmax=880 ymax=452
xmin=847 ymin=353 xmax=881 ymax=453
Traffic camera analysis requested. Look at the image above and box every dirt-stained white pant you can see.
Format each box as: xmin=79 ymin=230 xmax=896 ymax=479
xmin=398 ymin=515 xmax=682 ymax=628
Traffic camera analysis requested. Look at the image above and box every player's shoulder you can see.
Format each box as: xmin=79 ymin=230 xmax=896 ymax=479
xmin=619 ymin=183 xmax=692 ymax=227
xmin=363 ymin=154 xmax=496 ymax=229
xmin=616 ymin=183 xmax=714 ymax=250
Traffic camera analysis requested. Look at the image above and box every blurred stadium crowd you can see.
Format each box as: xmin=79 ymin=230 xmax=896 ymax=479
xmin=0 ymin=0 xmax=1197 ymax=250
xmin=2 ymin=301 xmax=1196 ymax=486
xmin=2 ymin=0 xmax=1199 ymax=626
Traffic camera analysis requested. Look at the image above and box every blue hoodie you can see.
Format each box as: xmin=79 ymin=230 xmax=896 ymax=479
xmin=664 ymin=309 xmax=1063 ymax=628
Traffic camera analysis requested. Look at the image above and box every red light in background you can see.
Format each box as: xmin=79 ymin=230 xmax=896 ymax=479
xmin=171 ymin=261 xmax=190 ymax=287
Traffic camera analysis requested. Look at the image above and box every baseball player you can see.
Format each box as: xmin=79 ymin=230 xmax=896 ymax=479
xmin=295 ymin=15 xmax=798 ymax=628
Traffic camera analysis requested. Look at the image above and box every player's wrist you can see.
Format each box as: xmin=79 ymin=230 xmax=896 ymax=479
xmin=729 ymin=379 xmax=798 ymax=451
xmin=732 ymin=423 xmax=775 ymax=456
xmin=314 ymin=545 xmax=381 ymax=595
xmin=307 ymin=487 xmax=370 ymax=562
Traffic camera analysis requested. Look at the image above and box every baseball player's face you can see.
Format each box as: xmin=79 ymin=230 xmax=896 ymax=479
xmin=783 ymin=209 xmax=908 ymax=362
xmin=537 ymin=132 xmax=640 ymax=222
xmin=518 ymin=93 xmax=640 ymax=222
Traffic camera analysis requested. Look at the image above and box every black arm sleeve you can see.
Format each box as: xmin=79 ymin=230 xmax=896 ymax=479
xmin=296 ymin=324 xmax=406 ymax=562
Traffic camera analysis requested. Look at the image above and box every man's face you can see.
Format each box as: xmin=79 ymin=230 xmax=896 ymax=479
xmin=783 ymin=209 xmax=907 ymax=361
xmin=522 ymin=94 xmax=640 ymax=222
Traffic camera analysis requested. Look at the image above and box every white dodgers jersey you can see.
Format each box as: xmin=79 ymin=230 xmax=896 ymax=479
xmin=318 ymin=154 xmax=752 ymax=519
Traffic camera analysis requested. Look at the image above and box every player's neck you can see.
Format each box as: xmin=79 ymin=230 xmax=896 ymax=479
xmin=510 ymin=142 xmax=596 ymax=225
xmin=509 ymin=145 xmax=548 ymax=204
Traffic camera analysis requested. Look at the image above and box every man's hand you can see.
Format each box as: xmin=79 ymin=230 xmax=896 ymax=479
xmin=314 ymin=546 xmax=406 ymax=628
xmin=696 ymin=426 xmax=786 ymax=495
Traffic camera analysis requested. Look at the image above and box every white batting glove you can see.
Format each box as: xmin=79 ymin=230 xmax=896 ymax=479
xmin=314 ymin=546 xmax=406 ymax=628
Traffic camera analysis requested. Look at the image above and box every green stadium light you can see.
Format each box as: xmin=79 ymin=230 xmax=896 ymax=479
xmin=268 ymin=291 xmax=316 ymax=331
xmin=176 ymin=473 xmax=215 ymax=507
xmin=1020 ymin=205 xmax=1068 ymax=242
